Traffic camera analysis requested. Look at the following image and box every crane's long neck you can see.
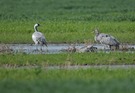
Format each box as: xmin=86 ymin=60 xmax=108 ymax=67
xmin=95 ymin=30 xmax=100 ymax=36
xmin=34 ymin=26 xmax=38 ymax=32
xmin=96 ymin=32 xmax=99 ymax=36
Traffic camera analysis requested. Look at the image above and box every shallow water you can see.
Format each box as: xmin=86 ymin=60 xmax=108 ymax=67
xmin=9 ymin=44 xmax=85 ymax=54
xmin=1 ymin=65 xmax=135 ymax=70
xmin=2 ymin=44 xmax=135 ymax=54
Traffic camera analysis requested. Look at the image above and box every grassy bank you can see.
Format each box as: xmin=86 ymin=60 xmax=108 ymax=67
xmin=0 ymin=68 xmax=135 ymax=93
xmin=0 ymin=21 xmax=135 ymax=44
xmin=0 ymin=52 xmax=135 ymax=66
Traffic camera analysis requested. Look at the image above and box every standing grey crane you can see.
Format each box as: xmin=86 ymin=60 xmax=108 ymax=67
xmin=94 ymin=29 xmax=120 ymax=50
xmin=32 ymin=23 xmax=47 ymax=47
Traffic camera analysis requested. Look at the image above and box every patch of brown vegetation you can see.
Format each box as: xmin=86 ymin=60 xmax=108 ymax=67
xmin=0 ymin=44 xmax=13 ymax=54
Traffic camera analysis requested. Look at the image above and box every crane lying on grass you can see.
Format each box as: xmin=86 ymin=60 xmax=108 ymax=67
xmin=94 ymin=29 xmax=120 ymax=50
xmin=32 ymin=23 xmax=47 ymax=51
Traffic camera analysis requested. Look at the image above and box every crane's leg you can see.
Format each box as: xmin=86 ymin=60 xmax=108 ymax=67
xmin=109 ymin=45 xmax=112 ymax=50
xmin=39 ymin=45 xmax=48 ymax=54
xmin=35 ymin=44 xmax=38 ymax=51
xmin=116 ymin=45 xmax=119 ymax=50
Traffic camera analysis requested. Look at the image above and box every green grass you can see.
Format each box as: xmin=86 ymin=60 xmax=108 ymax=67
xmin=0 ymin=0 xmax=135 ymax=92
xmin=0 ymin=0 xmax=135 ymax=43
xmin=0 ymin=52 xmax=135 ymax=66
xmin=0 ymin=68 xmax=135 ymax=93
xmin=1 ymin=21 xmax=135 ymax=44
xmin=1 ymin=0 xmax=135 ymax=21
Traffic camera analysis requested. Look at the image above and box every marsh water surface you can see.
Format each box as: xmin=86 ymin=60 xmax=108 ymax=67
xmin=5 ymin=44 xmax=135 ymax=54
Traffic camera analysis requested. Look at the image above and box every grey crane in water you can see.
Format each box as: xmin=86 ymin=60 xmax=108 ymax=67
xmin=94 ymin=29 xmax=120 ymax=50
xmin=32 ymin=23 xmax=47 ymax=47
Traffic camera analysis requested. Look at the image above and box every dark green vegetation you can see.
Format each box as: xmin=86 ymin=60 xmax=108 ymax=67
xmin=0 ymin=0 xmax=135 ymax=43
xmin=1 ymin=0 xmax=135 ymax=21
xmin=0 ymin=68 xmax=135 ymax=93
xmin=1 ymin=0 xmax=135 ymax=93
